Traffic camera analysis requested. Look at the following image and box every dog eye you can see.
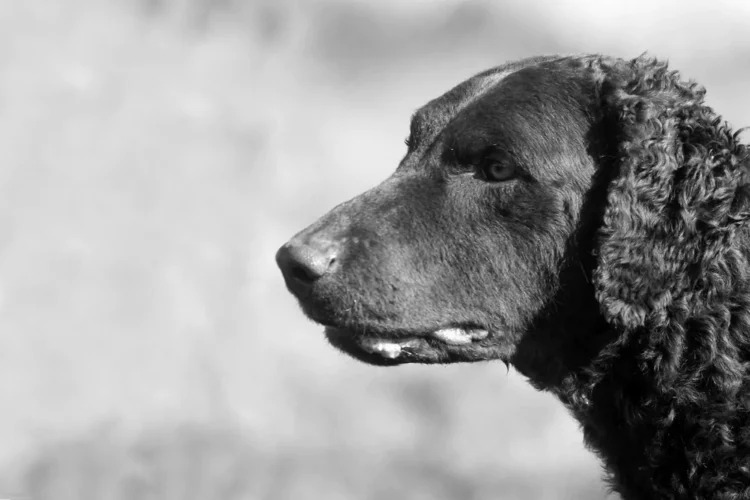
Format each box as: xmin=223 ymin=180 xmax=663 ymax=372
xmin=479 ymin=162 xmax=516 ymax=182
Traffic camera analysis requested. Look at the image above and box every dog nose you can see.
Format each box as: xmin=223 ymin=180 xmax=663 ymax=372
xmin=275 ymin=240 xmax=338 ymax=294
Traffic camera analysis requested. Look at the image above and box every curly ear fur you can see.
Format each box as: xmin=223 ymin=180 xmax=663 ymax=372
xmin=569 ymin=56 xmax=750 ymax=497
xmin=593 ymin=56 xmax=750 ymax=338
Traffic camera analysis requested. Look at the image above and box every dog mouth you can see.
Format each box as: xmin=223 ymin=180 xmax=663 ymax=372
xmin=323 ymin=324 xmax=491 ymax=365
xmin=360 ymin=327 xmax=489 ymax=357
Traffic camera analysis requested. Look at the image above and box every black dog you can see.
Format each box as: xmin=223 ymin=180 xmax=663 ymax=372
xmin=276 ymin=54 xmax=750 ymax=499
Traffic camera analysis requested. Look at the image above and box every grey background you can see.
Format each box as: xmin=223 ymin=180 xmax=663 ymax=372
xmin=0 ymin=0 xmax=748 ymax=498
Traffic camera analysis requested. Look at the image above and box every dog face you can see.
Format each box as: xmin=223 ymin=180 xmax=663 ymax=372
xmin=276 ymin=56 xmax=602 ymax=366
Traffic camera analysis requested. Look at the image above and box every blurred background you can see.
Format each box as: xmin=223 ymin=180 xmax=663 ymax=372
xmin=0 ymin=0 xmax=748 ymax=498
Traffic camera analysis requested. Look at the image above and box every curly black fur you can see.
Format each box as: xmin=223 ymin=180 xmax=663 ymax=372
xmin=574 ymin=56 xmax=750 ymax=498
xmin=276 ymin=54 xmax=750 ymax=499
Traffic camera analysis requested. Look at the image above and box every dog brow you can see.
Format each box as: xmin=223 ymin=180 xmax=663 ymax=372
xmin=409 ymin=110 xmax=428 ymax=143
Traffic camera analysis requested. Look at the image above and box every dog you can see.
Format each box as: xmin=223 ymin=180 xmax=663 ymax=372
xmin=276 ymin=54 xmax=750 ymax=499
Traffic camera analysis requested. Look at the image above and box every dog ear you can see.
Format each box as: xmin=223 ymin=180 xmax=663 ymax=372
xmin=591 ymin=56 xmax=750 ymax=332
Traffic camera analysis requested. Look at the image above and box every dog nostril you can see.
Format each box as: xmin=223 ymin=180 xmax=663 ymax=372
xmin=291 ymin=262 xmax=320 ymax=284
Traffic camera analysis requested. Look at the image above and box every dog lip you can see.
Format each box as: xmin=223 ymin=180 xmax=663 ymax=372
xmin=324 ymin=322 xmax=490 ymax=361
xmin=320 ymin=321 xmax=490 ymax=341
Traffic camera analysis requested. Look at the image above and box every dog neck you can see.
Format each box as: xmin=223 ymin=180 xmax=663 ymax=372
xmin=513 ymin=270 xmax=750 ymax=499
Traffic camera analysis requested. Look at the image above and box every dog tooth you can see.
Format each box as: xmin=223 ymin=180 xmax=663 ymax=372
xmin=468 ymin=329 xmax=489 ymax=340
xmin=361 ymin=338 xmax=402 ymax=358
xmin=432 ymin=328 xmax=488 ymax=345
xmin=360 ymin=338 xmax=379 ymax=353
xmin=432 ymin=328 xmax=472 ymax=345
xmin=380 ymin=344 xmax=402 ymax=358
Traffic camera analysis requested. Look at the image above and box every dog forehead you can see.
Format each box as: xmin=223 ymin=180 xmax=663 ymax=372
xmin=411 ymin=70 xmax=511 ymax=143
xmin=409 ymin=55 xmax=570 ymax=149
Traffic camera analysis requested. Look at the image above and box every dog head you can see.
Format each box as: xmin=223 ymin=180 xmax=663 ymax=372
xmin=276 ymin=54 xmax=750 ymax=375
